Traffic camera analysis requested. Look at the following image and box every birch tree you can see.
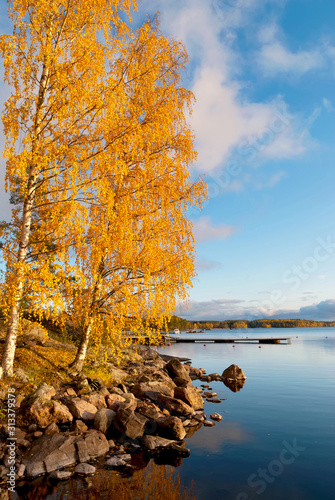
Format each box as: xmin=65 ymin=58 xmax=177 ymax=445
xmin=67 ymin=22 xmax=206 ymax=371
xmin=0 ymin=0 xmax=136 ymax=378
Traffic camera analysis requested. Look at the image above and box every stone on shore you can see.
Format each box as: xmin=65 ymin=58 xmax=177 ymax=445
xmin=66 ymin=398 xmax=98 ymax=421
xmin=94 ymin=408 xmax=116 ymax=434
xmin=113 ymin=408 xmax=148 ymax=440
xmin=174 ymin=384 xmax=204 ymax=410
xmin=165 ymin=358 xmax=191 ymax=383
xmin=210 ymin=413 xmax=223 ymax=421
xmin=221 ymin=364 xmax=247 ymax=380
xmin=22 ymin=430 xmax=109 ymax=477
xmin=156 ymin=416 xmax=186 ymax=440
xmin=75 ymin=463 xmax=96 ymax=475
xmin=157 ymin=393 xmax=195 ymax=416
xmin=50 ymin=470 xmax=73 ymax=480
xmin=142 ymin=435 xmax=177 ymax=451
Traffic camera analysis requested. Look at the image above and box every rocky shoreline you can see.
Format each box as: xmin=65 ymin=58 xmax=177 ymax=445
xmin=0 ymin=345 xmax=246 ymax=492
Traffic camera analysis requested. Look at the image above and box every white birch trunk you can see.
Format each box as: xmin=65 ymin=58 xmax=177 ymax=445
xmin=0 ymin=62 xmax=49 ymax=379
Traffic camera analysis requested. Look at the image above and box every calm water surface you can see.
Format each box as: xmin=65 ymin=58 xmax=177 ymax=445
xmin=157 ymin=327 xmax=335 ymax=500
xmin=16 ymin=328 xmax=335 ymax=500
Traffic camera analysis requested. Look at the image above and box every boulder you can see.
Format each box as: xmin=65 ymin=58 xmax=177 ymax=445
xmin=113 ymin=408 xmax=147 ymax=440
xmin=165 ymin=359 xmax=191 ymax=382
xmin=106 ymin=456 xmax=127 ymax=467
xmin=22 ymin=434 xmax=76 ymax=477
xmin=106 ymin=393 xmax=126 ymax=411
xmin=108 ymin=366 xmax=128 ymax=384
xmin=131 ymin=381 xmax=175 ymax=401
xmin=75 ymin=463 xmax=96 ymax=475
xmin=174 ymin=384 xmax=204 ymax=410
xmin=93 ymin=408 xmax=116 ymax=434
xmin=86 ymin=393 xmax=107 ymax=410
xmin=142 ymin=435 xmax=177 ymax=451
xmin=22 ymin=430 xmax=109 ymax=477
xmin=156 ymin=416 xmax=186 ymax=440
xmin=51 ymin=401 xmax=74 ymax=423
xmin=66 ymin=398 xmax=98 ymax=421
xmin=50 ymin=470 xmax=73 ymax=480
xmin=76 ymin=430 xmax=109 ymax=463
xmin=221 ymin=364 xmax=247 ymax=380
xmin=21 ymin=320 xmax=49 ymax=345
xmin=157 ymin=394 xmax=194 ymax=416
xmin=136 ymin=401 xmax=164 ymax=421
xmin=26 ymin=399 xmax=73 ymax=428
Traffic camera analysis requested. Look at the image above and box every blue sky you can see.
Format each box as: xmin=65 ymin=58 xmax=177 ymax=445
xmin=1 ymin=0 xmax=335 ymax=321
xmin=133 ymin=0 xmax=335 ymax=321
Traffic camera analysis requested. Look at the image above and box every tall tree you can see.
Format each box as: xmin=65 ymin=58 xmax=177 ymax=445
xmin=0 ymin=0 xmax=136 ymax=378
xmin=66 ymin=21 xmax=206 ymax=371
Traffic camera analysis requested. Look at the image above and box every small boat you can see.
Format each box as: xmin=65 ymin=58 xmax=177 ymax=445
xmin=173 ymin=329 xmax=181 ymax=334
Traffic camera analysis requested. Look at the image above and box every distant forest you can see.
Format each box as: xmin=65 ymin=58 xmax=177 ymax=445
xmin=167 ymin=316 xmax=335 ymax=330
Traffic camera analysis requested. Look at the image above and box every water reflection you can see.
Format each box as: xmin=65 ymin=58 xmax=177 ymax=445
xmin=223 ymin=378 xmax=246 ymax=392
xmin=188 ymin=422 xmax=251 ymax=454
xmin=16 ymin=459 xmax=195 ymax=500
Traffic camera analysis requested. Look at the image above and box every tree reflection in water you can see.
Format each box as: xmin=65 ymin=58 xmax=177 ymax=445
xmin=15 ymin=454 xmax=195 ymax=500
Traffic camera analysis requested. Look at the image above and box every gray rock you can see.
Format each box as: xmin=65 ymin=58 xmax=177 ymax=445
xmin=50 ymin=470 xmax=73 ymax=480
xmin=221 ymin=364 xmax=247 ymax=380
xmin=66 ymin=398 xmax=98 ymax=421
xmin=75 ymin=463 xmax=96 ymax=475
xmin=113 ymin=408 xmax=148 ymax=440
xmin=142 ymin=435 xmax=177 ymax=450
xmin=83 ymin=430 xmax=109 ymax=457
xmin=106 ymin=456 xmax=127 ymax=467
xmin=94 ymin=408 xmax=116 ymax=434
xmin=22 ymin=430 xmax=109 ymax=477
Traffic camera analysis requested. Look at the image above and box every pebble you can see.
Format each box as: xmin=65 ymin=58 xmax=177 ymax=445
xmin=203 ymin=420 xmax=216 ymax=427
xmin=210 ymin=413 xmax=223 ymax=421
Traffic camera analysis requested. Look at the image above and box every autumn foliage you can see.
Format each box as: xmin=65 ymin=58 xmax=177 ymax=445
xmin=0 ymin=0 xmax=206 ymax=378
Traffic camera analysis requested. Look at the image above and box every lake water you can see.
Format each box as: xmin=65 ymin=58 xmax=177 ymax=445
xmin=15 ymin=328 xmax=335 ymax=500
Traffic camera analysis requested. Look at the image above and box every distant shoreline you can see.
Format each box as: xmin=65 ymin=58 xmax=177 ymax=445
xmin=170 ymin=317 xmax=335 ymax=330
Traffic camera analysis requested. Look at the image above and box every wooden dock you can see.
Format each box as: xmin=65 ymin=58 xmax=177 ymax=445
xmin=171 ymin=337 xmax=291 ymax=344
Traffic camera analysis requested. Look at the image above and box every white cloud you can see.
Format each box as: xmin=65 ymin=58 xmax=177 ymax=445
xmin=323 ymin=98 xmax=334 ymax=112
xmin=176 ymin=297 xmax=335 ymax=321
xmin=137 ymin=1 xmax=314 ymax=175
xmin=258 ymin=42 xmax=323 ymax=75
xmin=192 ymin=216 xmax=238 ymax=243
